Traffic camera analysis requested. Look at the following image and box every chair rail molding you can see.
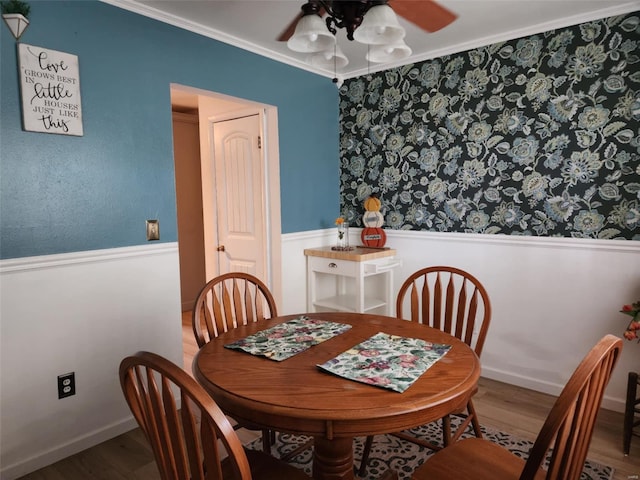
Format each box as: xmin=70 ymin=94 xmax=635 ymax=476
xmin=0 ymin=242 xmax=178 ymax=273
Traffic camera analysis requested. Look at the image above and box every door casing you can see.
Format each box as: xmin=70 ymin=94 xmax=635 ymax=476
xmin=171 ymin=84 xmax=283 ymax=307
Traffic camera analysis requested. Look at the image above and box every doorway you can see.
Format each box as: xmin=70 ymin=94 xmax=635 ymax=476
xmin=170 ymin=84 xmax=283 ymax=312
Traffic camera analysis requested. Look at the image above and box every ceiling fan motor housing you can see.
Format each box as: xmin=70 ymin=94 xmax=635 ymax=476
xmin=301 ymin=0 xmax=389 ymax=40
xmin=325 ymin=0 xmax=371 ymax=40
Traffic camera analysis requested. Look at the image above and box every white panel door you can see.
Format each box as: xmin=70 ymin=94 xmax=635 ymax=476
xmin=212 ymin=114 xmax=266 ymax=279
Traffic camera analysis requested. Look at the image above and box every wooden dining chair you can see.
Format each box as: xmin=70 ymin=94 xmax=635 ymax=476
xmin=192 ymin=272 xmax=278 ymax=453
xmin=191 ymin=272 xmax=315 ymax=458
xmin=411 ymin=334 xmax=623 ymax=480
xmin=119 ymin=351 xmax=310 ymax=480
xmin=359 ymin=266 xmax=491 ymax=476
xmin=192 ymin=272 xmax=278 ymax=348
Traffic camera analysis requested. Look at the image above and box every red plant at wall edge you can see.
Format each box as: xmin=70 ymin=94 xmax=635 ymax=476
xmin=620 ymin=301 xmax=640 ymax=343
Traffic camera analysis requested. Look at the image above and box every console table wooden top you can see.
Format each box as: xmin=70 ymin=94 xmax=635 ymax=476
xmin=304 ymin=246 xmax=397 ymax=262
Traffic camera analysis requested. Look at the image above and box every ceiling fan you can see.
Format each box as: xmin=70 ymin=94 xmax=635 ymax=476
xmin=277 ymin=0 xmax=458 ymax=43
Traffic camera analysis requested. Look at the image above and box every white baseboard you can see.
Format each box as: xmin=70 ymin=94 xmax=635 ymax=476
xmin=482 ymin=367 xmax=625 ymax=414
xmin=0 ymin=417 xmax=138 ymax=480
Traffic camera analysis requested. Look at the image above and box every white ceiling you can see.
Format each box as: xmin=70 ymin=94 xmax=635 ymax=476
xmin=105 ymin=0 xmax=639 ymax=81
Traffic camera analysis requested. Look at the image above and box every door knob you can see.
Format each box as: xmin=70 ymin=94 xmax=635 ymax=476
xmin=217 ymin=245 xmax=225 ymax=252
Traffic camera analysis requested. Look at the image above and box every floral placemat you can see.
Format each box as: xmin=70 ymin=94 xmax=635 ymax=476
xmin=224 ymin=316 xmax=352 ymax=361
xmin=317 ymin=332 xmax=451 ymax=393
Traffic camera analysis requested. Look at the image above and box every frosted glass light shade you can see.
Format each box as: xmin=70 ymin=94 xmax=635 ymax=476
xmin=366 ymin=40 xmax=412 ymax=63
xmin=2 ymin=13 xmax=29 ymax=40
xmin=287 ymin=14 xmax=336 ymax=53
xmin=353 ymin=4 xmax=405 ymax=45
xmin=308 ymin=45 xmax=349 ymax=69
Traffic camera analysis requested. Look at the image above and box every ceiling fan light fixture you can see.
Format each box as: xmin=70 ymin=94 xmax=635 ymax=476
xmin=287 ymin=13 xmax=336 ymax=53
xmin=308 ymin=45 xmax=349 ymax=69
xmin=353 ymin=4 xmax=405 ymax=45
xmin=366 ymin=39 xmax=412 ymax=63
xmin=282 ymin=0 xmax=451 ymax=71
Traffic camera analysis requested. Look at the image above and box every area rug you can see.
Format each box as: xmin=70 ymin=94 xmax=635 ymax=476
xmin=247 ymin=419 xmax=614 ymax=479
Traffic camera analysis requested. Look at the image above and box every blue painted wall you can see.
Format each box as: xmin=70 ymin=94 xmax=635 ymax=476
xmin=0 ymin=1 xmax=339 ymax=259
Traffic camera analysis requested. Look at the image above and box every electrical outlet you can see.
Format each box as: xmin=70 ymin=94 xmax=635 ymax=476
xmin=58 ymin=372 xmax=75 ymax=399
xmin=146 ymin=219 xmax=159 ymax=241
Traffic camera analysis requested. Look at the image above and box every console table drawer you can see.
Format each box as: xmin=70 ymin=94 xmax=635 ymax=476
xmin=308 ymin=257 xmax=358 ymax=276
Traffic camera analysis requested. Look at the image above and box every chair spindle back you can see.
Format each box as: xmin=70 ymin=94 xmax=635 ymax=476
xmin=119 ymin=351 xmax=252 ymax=480
xmin=396 ymin=266 xmax=491 ymax=356
xmin=521 ymin=334 xmax=622 ymax=480
xmin=192 ymin=272 xmax=277 ymax=348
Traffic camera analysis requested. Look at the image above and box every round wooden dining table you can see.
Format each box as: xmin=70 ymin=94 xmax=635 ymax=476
xmin=193 ymin=311 xmax=480 ymax=480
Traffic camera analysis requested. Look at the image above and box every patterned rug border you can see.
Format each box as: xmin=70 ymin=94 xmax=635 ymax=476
xmin=248 ymin=420 xmax=615 ymax=480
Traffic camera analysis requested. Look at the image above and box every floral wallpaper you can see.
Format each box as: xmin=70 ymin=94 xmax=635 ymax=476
xmin=338 ymin=13 xmax=640 ymax=240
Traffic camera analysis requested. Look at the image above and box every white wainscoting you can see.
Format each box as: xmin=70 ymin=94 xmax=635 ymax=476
xmin=0 ymin=244 xmax=183 ymax=480
xmin=1 ymin=233 xmax=637 ymax=478
xmin=281 ymin=229 xmax=640 ymax=413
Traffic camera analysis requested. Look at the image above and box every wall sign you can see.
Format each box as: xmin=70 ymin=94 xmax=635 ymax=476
xmin=17 ymin=43 xmax=83 ymax=136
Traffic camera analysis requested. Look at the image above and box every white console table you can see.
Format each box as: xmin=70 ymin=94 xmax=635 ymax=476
xmin=304 ymin=246 xmax=401 ymax=315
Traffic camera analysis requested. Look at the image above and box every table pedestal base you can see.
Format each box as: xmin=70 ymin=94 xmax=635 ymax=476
xmin=312 ymin=436 xmax=354 ymax=480
xmin=311 ymin=436 xmax=399 ymax=480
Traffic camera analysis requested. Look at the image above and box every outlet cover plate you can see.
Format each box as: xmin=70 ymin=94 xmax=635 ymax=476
xmin=58 ymin=372 xmax=75 ymax=399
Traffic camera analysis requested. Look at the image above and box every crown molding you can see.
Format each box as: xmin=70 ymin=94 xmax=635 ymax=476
xmin=100 ymin=0 xmax=322 ymax=76
xmin=101 ymin=0 xmax=640 ymax=81
xmin=345 ymin=1 xmax=640 ymax=78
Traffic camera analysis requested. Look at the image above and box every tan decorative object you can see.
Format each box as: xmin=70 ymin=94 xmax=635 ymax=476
xmin=362 ymin=195 xmax=386 ymax=247
xmin=364 ymin=195 xmax=382 ymax=212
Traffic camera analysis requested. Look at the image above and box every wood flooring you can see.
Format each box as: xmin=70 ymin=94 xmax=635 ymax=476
xmin=17 ymin=313 xmax=640 ymax=480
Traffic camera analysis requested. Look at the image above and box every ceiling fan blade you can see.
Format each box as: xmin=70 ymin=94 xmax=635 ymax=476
xmin=390 ymin=0 xmax=457 ymax=33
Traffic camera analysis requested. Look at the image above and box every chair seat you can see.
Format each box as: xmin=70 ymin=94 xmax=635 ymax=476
xmin=412 ymin=438 xmax=546 ymax=480
xmin=244 ymin=448 xmax=310 ymax=479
